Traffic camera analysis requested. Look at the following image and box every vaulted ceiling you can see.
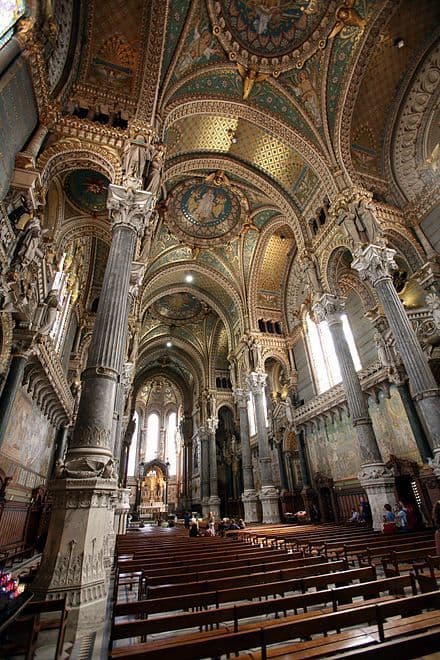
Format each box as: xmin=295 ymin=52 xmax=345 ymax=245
xmin=53 ymin=0 xmax=439 ymax=402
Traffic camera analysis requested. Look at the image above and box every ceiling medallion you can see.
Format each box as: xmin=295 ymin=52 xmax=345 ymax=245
xmin=166 ymin=178 xmax=248 ymax=247
xmin=150 ymin=292 xmax=209 ymax=326
xmin=64 ymin=169 xmax=110 ymax=214
xmin=208 ymin=0 xmax=336 ymax=74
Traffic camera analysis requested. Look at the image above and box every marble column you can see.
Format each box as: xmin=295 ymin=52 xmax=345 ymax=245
xmin=234 ymin=388 xmax=259 ymax=522
xmin=246 ymin=373 xmax=280 ymax=523
xmin=0 ymin=332 xmax=34 ymax=449
xmin=313 ymin=294 xmax=394 ymax=530
xmin=207 ymin=417 xmax=220 ymax=518
xmin=51 ymin=425 xmax=70 ymax=474
xmin=31 ymin=184 xmax=154 ymax=639
xmin=199 ymin=425 xmax=210 ymax=518
xmin=352 ymin=245 xmax=440 ymax=474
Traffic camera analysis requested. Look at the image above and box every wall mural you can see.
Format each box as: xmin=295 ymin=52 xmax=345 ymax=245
xmin=167 ymin=180 xmax=245 ymax=246
xmin=1 ymin=388 xmax=55 ymax=491
xmin=306 ymin=387 xmax=421 ymax=483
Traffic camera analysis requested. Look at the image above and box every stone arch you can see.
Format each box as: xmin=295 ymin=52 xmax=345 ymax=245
xmin=164 ymin=154 xmax=305 ymax=244
xmin=37 ymin=138 xmax=122 ymax=196
xmin=55 ymin=216 xmax=111 ymax=253
xmin=384 ymin=228 xmax=425 ymax=274
xmin=163 ymin=98 xmax=337 ymax=204
xmin=140 ymin=267 xmax=243 ymax=348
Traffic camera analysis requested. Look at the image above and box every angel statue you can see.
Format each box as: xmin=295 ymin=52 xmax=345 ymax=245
xmin=237 ymin=64 xmax=268 ymax=101
xmin=37 ymin=289 xmax=60 ymax=335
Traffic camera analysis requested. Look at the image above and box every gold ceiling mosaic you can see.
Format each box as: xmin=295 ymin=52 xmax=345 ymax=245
xmin=167 ymin=115 xmax=305 ymax=190
xmin=258 ymin=229 xmax=294 ymax=293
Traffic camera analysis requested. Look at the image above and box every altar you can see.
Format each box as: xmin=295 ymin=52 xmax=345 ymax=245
xmin=139 ymin=466 xmax=168 ymax=516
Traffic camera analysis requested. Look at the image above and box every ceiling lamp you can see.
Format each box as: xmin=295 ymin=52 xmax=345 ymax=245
xmin=227 ymin=128 xmax=238 ymax=144
xmin=166 ymin=341 xmax=172 ymax=348
xmin=185 ymin=273 xmax=194 ymax=283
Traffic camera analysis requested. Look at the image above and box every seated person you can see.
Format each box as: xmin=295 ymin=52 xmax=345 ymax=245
xmin=237 ymin=518 xmax=246 ymax=529
xmin=189 ymin=522 xmax=200 ymax=538
xmin=348 ymin=509 xmax=360 ymax=523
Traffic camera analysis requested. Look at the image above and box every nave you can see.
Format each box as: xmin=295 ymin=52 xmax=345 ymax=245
xmin=109 ymin=523 xmax=440 ymax=659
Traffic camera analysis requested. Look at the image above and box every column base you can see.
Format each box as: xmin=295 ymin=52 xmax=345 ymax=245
xmin=259 ymin=486 xmax=280 ymax=523
xmin=201 ymin=498 xmax=211 ymax=519
xmin=358 ymin=463 xmax=395 ymax=531
xmin=30 ymin=477 xmax=117 ymax=643
xmin=208 ymin=495 xmax=221 ymax=519
xmin=114 ymin=487 xmax=131 ymax=535
xmin=241 ymin=489 xmax=260 ymax=523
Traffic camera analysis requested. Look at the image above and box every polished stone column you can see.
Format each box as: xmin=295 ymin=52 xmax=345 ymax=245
xmin=234 ymin=388 xmax=259 ymax=522
xmin=207 ymin=417 xmax=220 ymax=518
xmin=51 ymin=425 xmax=70 ymax=475
xmin=199 ymin=425 xmax=210 ymax=518
xmin=352 ymin=245 xmax=440 ymax=473
xmin=0 ymin=332 xmax=34 ymax=449
xmin=31 ymin=185 xmax=154 ymax=639
xmin=246 ymin=372 xmax=280 ymax=523
xmin=298 ymin=429 xmax=315 ymax=514
xmin=313 ymin=294 xmax=394 ymax=529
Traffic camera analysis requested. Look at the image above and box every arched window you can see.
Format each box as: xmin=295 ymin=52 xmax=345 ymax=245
xmin=145 ymin=412 xmax=159 ymax=462
xmin=305 ymin=312 xmax=361 ymax=394
xmin=166 ymin=411 xmax=177 ymax=475
xmin=127 ymin=411 xmax=139 ymax=477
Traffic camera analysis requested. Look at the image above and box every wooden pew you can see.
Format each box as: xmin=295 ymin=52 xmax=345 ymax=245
xmin=108 ymin=591 xmax=440 ymax=659
xmin=381 ymin=545 xmax=437 ymax=577
xmin=144 ymin=559 xmax=347 ymax=600
xmin=110 ymin=574 xmax=414 ymax=649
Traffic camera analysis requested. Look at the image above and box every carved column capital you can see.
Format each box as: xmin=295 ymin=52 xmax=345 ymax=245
xmin=234 ymin=388 xmax=249 ymax=409
xmin=206 ymin=417 xmax=218 ymax=434
xmin=312 ymin=293 xmax=345 ymax=326
xmin=351 ymin=244 xmax=398 ymax=285
xmin=246 ymin=371 xmax=267 ymax=396
xmin=107 ymin=184 xmax=154 ymax=236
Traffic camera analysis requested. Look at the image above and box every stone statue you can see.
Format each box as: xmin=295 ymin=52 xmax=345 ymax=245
xmin=13 ymin=214 xmax=44 ymax=269
xmin=285 ymin=396 xmax=295 ymax=424
xmin=338 ymin=196 xmax=381 ymax=246
xmin=245 ymin=335 xmax=264 ymax=372
xmin=301 ymin=250 xmax=322 ymax=294
xmin=37 ymin=289 xmax=60 ymax=335
xmin=54 ymin=460 xmax=65 ymax=479
xmin=426 ymin=292 xmax=440 ymax=331
xmin=145 ymin=143 xmax=165 ymax=196
xmin=100 ymin=458 xmax=115 ymax=479
xmin=374 ymin=332 xmax=394 ymax=368
xmin=123 ymin=135 xmax=149 ymax=186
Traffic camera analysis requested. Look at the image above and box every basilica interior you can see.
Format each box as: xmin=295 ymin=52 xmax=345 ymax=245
xmin=0 ymin=0 xmax=439 ymax=655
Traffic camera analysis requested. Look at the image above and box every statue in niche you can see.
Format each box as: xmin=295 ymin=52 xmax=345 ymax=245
xmin=337 ymin=196 xmax=381 ymax=246
xmin=37 ymin=289 xmax=60 ymax=335
xmin=426 ymin=293 xmax=440 ymax=331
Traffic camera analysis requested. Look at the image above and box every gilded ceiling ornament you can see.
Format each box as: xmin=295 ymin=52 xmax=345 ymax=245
xmin=236 ymin=64 xmax=269 ymax=100
xmin=204 ymin=171 xmax=230 ymax=187
xmin=208 ymin=0 xmax=336 ymax=74
xmin=328 ymin=0 xmax=365 ymax=40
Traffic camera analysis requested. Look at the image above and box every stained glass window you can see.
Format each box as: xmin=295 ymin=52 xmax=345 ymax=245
xmin=0 ymin=1 xmax=26 ymax=48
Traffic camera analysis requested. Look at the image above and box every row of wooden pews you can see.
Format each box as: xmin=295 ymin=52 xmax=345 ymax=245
xmin=109 ymin=524 xmax=440 ymax=659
